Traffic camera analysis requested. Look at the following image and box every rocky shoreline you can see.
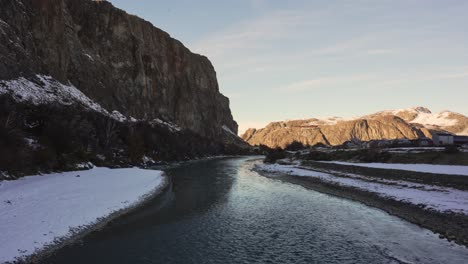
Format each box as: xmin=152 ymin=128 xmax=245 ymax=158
xmin=254 ymin=165 xmax=468 ymax=247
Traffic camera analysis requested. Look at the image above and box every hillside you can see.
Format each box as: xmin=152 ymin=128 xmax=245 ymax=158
xmin=242 ymin=107 xmax=468 ymax=148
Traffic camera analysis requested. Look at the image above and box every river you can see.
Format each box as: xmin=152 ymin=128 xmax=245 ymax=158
xmin=44 ymin=157 xmax=468 ymax=263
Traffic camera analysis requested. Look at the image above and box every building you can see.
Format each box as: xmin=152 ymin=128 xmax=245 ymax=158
xmin=433 ymin=133 xmax=454 ymax=146
xmin=411 ymin=137 xmax=434 ymax=147
xmin=454 ymin=135 xmax=468 ymax=146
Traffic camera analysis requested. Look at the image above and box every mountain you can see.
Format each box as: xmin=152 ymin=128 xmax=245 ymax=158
xmin=0 ymin=0 xmax=237 ymax=138
xmin=0 ymin=0 xmax=247 ymax=177
xmin=369 ymin=107 xmax=468 ymax=136
xmin=242 ymin=107 xmax=468 ymax=149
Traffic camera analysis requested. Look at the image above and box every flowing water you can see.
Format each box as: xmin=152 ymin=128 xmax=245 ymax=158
xmin=45 ymin=157 xmax=468 ymax=263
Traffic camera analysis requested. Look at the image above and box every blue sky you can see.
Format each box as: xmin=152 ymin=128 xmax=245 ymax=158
xmin=108 ymin=0 xmax=468 ymax=133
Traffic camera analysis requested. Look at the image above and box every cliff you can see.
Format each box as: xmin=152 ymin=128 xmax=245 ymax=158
xmin=0 ymin=0 xmax=248 ymax=178
xmin=0 ymin=0 xmax=237 ymax=138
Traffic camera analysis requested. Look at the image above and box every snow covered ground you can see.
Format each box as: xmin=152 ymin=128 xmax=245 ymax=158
xmin=256 ymin=163 xmax=468 ymax=215
xmin=318 ymin=161 xmax=468 ymax=176
xmin=0 ymin=167 xmax=166 ymax=263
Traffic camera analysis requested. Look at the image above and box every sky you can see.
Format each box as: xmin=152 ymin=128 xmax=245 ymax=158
xmin=108 ymin=0 xmax=468 ymax=134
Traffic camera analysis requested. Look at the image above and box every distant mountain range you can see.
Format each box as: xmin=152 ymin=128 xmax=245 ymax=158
xmin=242 ymin=107 xmax=468 ymax=148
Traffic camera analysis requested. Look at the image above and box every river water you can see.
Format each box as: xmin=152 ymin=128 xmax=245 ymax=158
xmin=45 ymin=157 xmax=468 ymax=263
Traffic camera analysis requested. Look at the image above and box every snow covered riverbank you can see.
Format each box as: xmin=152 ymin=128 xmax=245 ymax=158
xmin=0 ymin=167 xmax=167 ymax=263
xmin=256 ymin=163 xmax=468 ymax=215
xmin=318 ymin=161 xmax=468 ymax=176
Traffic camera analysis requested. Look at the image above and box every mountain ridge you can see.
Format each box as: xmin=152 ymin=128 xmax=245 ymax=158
xmin=242 ymin=107 xmax=468 ymax=148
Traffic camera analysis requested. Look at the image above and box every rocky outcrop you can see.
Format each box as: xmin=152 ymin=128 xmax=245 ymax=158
xmin=242 ymin=115 xmax=422 ymax=148
xmin=242 ymin=107 xmax=468 ymax=148
xmin=0 ymin=0 xmax=237 ymax=138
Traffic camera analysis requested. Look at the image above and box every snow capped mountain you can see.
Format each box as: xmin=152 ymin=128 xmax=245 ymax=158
xmin=370 ymin=107 xmax=468 ymax=135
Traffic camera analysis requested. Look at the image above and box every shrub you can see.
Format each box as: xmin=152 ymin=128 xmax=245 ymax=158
xmin=264 ymin=148 xmax=286 ymax=163
xmin=444 ymin=145 xmax=459 ymax=154
xmin=304 ymin=151 xmax=332 ymax=161
xmin=285 ymin=141 xmax=306 ymax=151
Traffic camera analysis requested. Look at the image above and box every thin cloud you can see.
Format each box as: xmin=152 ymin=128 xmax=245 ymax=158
xmin=191 ymin=10 xmax=313 ymax=61
xmin=434 ymin=71 xmax=468 ymax=79
xmin=366 ymin=49 xmax=398 ymax=55
xmin=278 ymin=74 xmax=376 ymax=92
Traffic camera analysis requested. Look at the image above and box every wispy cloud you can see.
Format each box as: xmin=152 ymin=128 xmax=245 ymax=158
xmin=366 ymin=49 xmax=398 ymax=55
xmin=277 ymin=74 xmax=376 ymax=92
xmin=434 ymin=71 xmax=468 ymax=79
xmin=191 ymin=10 xmax=313 ymax=61
xmin=191 ymin=8 xmax=400 ymax=77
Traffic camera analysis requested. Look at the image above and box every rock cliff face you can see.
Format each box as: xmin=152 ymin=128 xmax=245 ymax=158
xmin=242 ymin=107 xmax=468 ymax=149
xmin=0 ymin=0 xmax=237 ymax=138
xmin=242 ymin=116 xmax=422 ymax=149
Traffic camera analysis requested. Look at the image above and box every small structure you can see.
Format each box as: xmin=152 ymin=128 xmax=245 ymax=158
xmin=411 ymin=137 xmax=434 ymax=147
xmin=433 ymin=133 xmax=454 ymax=146
xmin=392 ymin=138 xmax=412 ymax=147
xmin=454 ymin=135 xmax=468 ymax=146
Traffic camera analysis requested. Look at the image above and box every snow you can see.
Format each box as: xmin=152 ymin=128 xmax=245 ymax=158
xmin=366 ymin=107 xmax=462 ymax=129
xmin=0 ymin=167 xmax=166 ymax=263
xmin=319 ymin=161 xmax=468 ymax=176
xmin=306 ymin=117 xmax=346 ymax=126
xmin=222 ymin=125 xmax=238 ymax=137
xmin=110 ymin=110 xmax=127 ymax=122
xmin=410 ymin=111 xmax=458 ymax=127
xmin=384 ymin=147 xmax=445 ymax=153
xmin=23 ymin=137 xmax=41 ymax=150
xmin=0 ymin=75 xmax=128 ymax=123
xmin=256 ymin=163 xmax=468 ymax=215
xmin=0 ymin=75 xmax=106 ymax=113
xmin=82 ymin=53 xmax=94 ymax=61
xmin=142 ymin=155 xmax=156 ymax=165
xmin=150 ymin=118 xmax=181 ymax=132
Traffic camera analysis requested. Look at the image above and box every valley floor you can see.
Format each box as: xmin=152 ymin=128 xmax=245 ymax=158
xmin=0 ymin=167 xmax=167 ymax=263
xmin=254 ymin=160 xmax=468 ymax=246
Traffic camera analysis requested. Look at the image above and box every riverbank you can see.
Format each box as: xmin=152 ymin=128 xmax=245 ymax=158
xmin=254 ymin=161 xmax=468 ymax=247
xmin=0 ymin=167 xmax=169 ymax=263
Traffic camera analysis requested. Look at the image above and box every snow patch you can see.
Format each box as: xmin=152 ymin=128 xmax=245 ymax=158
xmin=0 ymin=75 xmax=139 ymax=124
xmin=82 ymin=53 xmax=94 ymax=61
xmin=222 ymin=125 xmax=238 ymax=137
xmin=366 ymin=107 xmax=461 ymax=128
xmin=256 ymin=163 xmax=468 ymax=215
xmin=306 ymin=117 xmax=346 ymax=126
xmin=150 ymin=118 xmax=181 ymax=132
xmin=111 ymin=110 xmax=127 ymax=122
xmin=319 ymin=161 xmax=468 ymax=176
xmin=0 ymin=75 xmax=109 ymax=116
xmin=410 ymin=111 xmax=458 ymax=127
xmin=142 ymin=155 xmax=155 ymax=165
xmin=23 ymin=137 xmax=41 ymax=150
xmin=0 ymin=167 xmax=166 ymax=263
